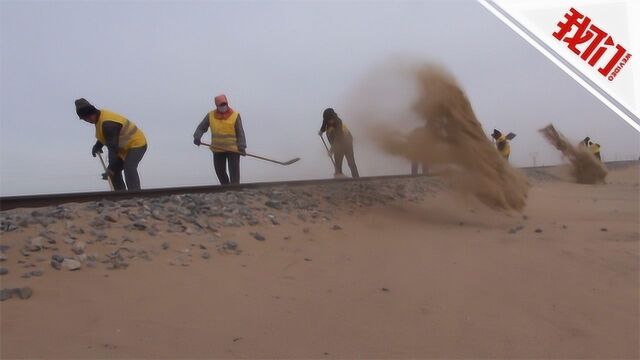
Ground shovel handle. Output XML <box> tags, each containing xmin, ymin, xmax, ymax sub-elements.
<box><xmin>97</xmin><ymin>153</ymin><xmax>115</xmax><ymax>191</ymax></box>
<box><xmin>319</xmin><ymin>134</ymin><xmax>336</xmax><ymax>166</ymax></box>
<box><xmin>199</xmin><ymin>142</ymin><xmax>299</xmax><ymax>166</ymax></box>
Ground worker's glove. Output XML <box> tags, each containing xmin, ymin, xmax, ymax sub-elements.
<box><xmin>239</xmin><ymin>149</ymin><xmax>247</xmax><ymax>156</ymax></box>
<box><xmin>105</xmin><ymin>166</ymin><xmax>116</xmax><ymax>177</ymax></box>
<box><xmin>193</xmin><ymin>138</ymin><xmax>201</xmax><ymax>146</ymax></box>
<box><xmin>101</xmin><ymin>168</ymin><xmax>114</xmax><ymax>180</ymax></box>
<box><xmin>92</xmin><ymin>143</ymin><xmax>103</xmax><ymax>157</ymax></box>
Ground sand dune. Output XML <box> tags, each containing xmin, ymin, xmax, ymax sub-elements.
<box><xmin>1</xmin><ymin>164</ymin><xmax>638</xmax><ymax>358</ymax></box>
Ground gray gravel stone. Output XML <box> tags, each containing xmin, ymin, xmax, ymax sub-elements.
<box><xmin>265</xmin><ymin>200</ymin><xmax>282</xmax><ymax>210</ymax></box>
<box><xmin>251</xmin><ymin>232</ymin><xmax>266</xmax><ymax>241</ymax></box>
<box><xmin>267</xmin><ymin>214</ymin><xmax>279</xmax><ymax>225</ymax></box>
<box><xmin>51</xmin><ymin>260</ymin><xmax>62</xmax><ymax>270</ymax></box>
<box><xmin>30</xmin><ymin>269</ymin><xmax>44</xmax><ymax>277</ymax></box>
<box><xmin>62</xmin><ymin>258</ymin><xmax>81</xmax><ymax>271</ymax></box>
<box><xmin>224</xmin><ymin>240</ymin><xmax>238</xmax><ymax>251</ymax></box>
<box><xmin>25</xmin><ymin>237</ymin><xmax>44</xmax><ymax>251</ymax></box>
<box><xmin>132</xmin><ymin>221</ymin><xmax>147</xmax><ymax>230</ymax></box>
<box><xmin>72</xmin><ymin>241</ymin><xmax>86</xmax><ymax>255</ymax></box>
<box><xmin>17</xmin><ymin>287</ymin><xmax>33</xmax><ymax>299</ymax></box>
<box><xmin>508</xmin><ymin>225</ymin><xmax>525</xmax><ymax>234</ymax></box>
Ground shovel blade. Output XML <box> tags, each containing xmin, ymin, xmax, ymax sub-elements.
<box><xmin>282</xmin><ymin>157</ymin><xmax>301</xmax><ymax>165</ymax></box>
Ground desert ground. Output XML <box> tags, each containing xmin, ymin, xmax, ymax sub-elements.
<box><xmin>1</xmin><ymin>163</ymin><xmax>638</xmax><ymax>359</ymax></box>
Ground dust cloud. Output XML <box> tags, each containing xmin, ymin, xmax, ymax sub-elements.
<box><xmin>539</xmin><ymin>124</ymin><xmax>608</xmax><ymax>184</ymax></box>
<box><xmin>348</xmin><ymin>62</ymin><xmax>529</xmax><ymax>212</ymax></box>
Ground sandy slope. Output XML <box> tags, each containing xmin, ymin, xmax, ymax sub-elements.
<box><xmin>1</xmin><ymin>165</ymin><xmax>638</xmax><ymax>359</ymax></box>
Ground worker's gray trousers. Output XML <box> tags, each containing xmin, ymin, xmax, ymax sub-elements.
<box><xmin>334</xmin><ymin>142</ymin><xmax>359</xmax><ymax>178</ymax></box>
<box><xmin>110</xmin><ymin>145</ymin><xmax>147</xmax><ymax>191</ymax></box>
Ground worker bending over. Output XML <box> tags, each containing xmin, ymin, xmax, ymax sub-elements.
<box><xmin>319</xmin><ymin>108</ymin><xmax>359</xmax><ymax>178</ymax></box>
<box><xmin>75</xmin><ymin>98</ymin><xmax>147</xmax><ymax>191</ymax></box>
<box><xmin>491</xmin><ymin>129</ymin><xmax>515</xmax><ymax>161</ymax></box>
<box><xmin>193</xmin><ymin>94</ymin><xmax>247</xmax><ymax>185</ymax></box>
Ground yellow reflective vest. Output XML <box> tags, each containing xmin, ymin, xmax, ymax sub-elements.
<box><xmin>496</xmin><ymin>135</ymin><xmax>511</xmax><ymax>159</ymax></box>
<box><xmin>209</xmin><ymin>111</ymin><xmax>239</xmax><ymax>152</ymax></box>
<box><xmin>326</xmin><ymin>123</ymin><xmax>351</xmax><ymax>140</ymax></box>
<box><xmin>589</xmin><ymin>143</ymin><xmax>601</xmax><ymax>160</ymax></box>
<box><xmin>95</xmin><ymin>109</ymin><xmax>147</xmax><ymax>160</ymax></box>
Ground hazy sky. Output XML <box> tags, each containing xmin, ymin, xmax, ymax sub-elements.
<box><xmin>1</xmin><ymin>0</ymin><xmax>638</xmax><ymax>196</ymax></box>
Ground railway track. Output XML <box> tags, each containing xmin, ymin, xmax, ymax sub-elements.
<box><xmin>0</xmin><ymin>174</ymin><xmax>419</xmax><ymax>211</ymax></box>
<box><xmin>1</xmin><ymin>160</ymin><xmax>636</xmax><ymax>211</ymax></box>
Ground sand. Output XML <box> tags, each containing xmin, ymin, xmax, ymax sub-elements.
<box><xmin>539</xmin><ymin>124</ymin><xmax>608</xmax><ymax>184</ymax></box>
<box><xmin>359</xmin><ymin>63</ymin><xmax>529</xmax><ymax>211</ymax></box>
<box><xmin>1</xmin><ymin>164</ymin><xmax>638</xmax><ymax>358</ymax></box>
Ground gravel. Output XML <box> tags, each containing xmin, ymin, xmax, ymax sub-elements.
<box><xmin>0</xmin><ymin>287</ymin><xmax>33</xmax><ymax>301</ymax></box>
<box><xmin>0</xmin><ymin>177</ymin><xmax>437</xmax><ymax>272</ymax></box>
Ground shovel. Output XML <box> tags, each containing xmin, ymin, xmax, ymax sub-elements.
<box><xmin>319</xmin><ymin>134</ymin><xmax>336</xmax><ymax>167</ymax></box>
<box><xmin>199</xmin><ymin>142</ymin><xmax>300</xmax><ymax>166</ymax></box>
<box><xmin>97</xmin><ymin>153</ymin><xmax>115</xmax><ymax>191</ymax></box>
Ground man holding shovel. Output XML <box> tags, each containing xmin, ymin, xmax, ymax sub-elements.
<box><xmin>75</xmin><ymin>98</ymin><xmax>147</xmax><ymax>191</ymax></box>
<box><xmin>193</xmin><ymin>94</ymin><xmax>247</xmax><ymax>185</ymax></box>
<box><xmin>318</xmin><ymin>108</ymin><xmax>359</xmax><ymax>178</ymax></box>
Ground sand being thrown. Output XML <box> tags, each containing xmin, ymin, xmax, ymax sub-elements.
<box><xmin>539</xmin><ymin>124</ymin><xmax>607</xmax><ymax>184</ymax></box>
<box><xmin>352</xmin><ymin>63</ymin><xmax>529</xmax><ymax>211</ymax></box>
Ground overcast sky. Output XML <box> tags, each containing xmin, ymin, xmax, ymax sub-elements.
<box><xmin>1</xmin><ymin>0</ymin><xmax>638</xmax><ymax>196</ymax></box>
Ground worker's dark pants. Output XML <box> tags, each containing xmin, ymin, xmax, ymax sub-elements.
<box><xmin>334</xmin><ymin>142</ymin><xmax>359</xmax><ymax>178</ymax></box>
<box><xmin>110</xmin><ymin>145</ymin><xmax>147</xmax><ymax>191</ymax></box>
<box><xmin>411</xmin><ymin>162</ymin><xmax>428</xmax><ymax>175</ymax></box>
<box><xmin>213</xmin><ymin>152</ymin><xmax>240</xmax><ymax>185</ymax></box>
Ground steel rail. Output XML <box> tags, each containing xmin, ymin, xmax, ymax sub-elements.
<box><xmin>0</xmin><ymin>174</ymin><xmax>420</xmax><ymax>211</ymax></box>
<box><xmin>1</xmin><ymin>160</ymin><xmax>636</xmax><ymax>211</ymax></box>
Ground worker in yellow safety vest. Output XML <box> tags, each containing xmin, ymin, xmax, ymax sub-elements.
<box><xmin>581</xmin><ymin>137</ymin><xmax>602</xmax><ymax>161</ymax></box>
<box><xmin>319</xmin><ymin>108</ymin><xmax>359</xmax><ymax>178</ymax></box>
<box><xmin>193</xmin><ymin>94</ymin><xmax>247</xmax><ymax>185</ymax></box>
<box><xmin>590</xmin><ymin>142</ymin><xmax>601</xmax><ymax>160</ymax></box>
<box><xmin>75</xmin><ymin>98</ymin><xmax>147</xmax><ymax>191</ymax></box>
<box><xmin>491</xmin><ymin>129</ymin><xmax>515</xmax><ymax>160</ymax></box>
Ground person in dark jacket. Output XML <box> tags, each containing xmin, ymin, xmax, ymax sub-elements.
<box><xmin>318</xmin><ymin>108</ymin><xmax>359</xmax><ymax>178</ymax></box>
<box><xmin>75</xmin><ymin>98</ymin><xmax>147</xmax><ymax>191</ymax></box>
<box><xmin>193</xmin><ymin>94</ymin><xmax>247</xmax><ymax>185</ymax></box>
